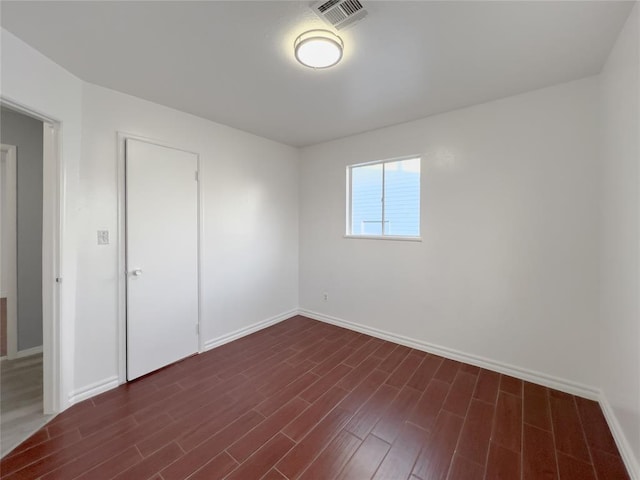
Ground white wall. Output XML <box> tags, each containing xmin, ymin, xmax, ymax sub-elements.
<box><xmin>600</xmin><ymin>3</ymin><xmax>640</xmax><ymax>475</ymax></box>
<box><xmin>3</xmin><ymin>24</ymin><xmax>638</xmax><ymax>479</ymax></box>
<box><xmin>300</xmin><ymin>77</ymin><xmax>601</xmax><ymax>390</ymax></box>
<box><xmin>1</xmin><ymin>28</ymin><xmax>83</xmax><ymax>410</ymax></box>
<box><xmin>1</xmin><ymin>28</ymin><xmax>298</xmax><ymax>407</ymax></box>
<box><xmin>77</xmin><ymin>83</ymin><xmax>299</xmax><ymax>390</ymax></box>
<box><xmin>1</xmin><ymin>108</ymin><xmax>44</xmax><ymax>351</ymax></box>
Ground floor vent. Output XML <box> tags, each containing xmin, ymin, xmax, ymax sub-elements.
<box><xmin>311</xmin><ymin>0</ymin><xmax>367</xmax><ymax>30</ymax></box>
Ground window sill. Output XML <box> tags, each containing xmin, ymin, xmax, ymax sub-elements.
<box><xmin>343</xmin><ymin>235</ymin><xmax>422</xmax><ymax>242</ymax></box>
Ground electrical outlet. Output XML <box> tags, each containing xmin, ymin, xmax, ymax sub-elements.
<box><xmin>323</xmin><ymin>292</ymin><xmax>329</xmax><ymax>301</ymax></box>
<box><xmin>97</xmin><ymin>230</ymin><xmax>109</xmax><ymax>245</ymax></box>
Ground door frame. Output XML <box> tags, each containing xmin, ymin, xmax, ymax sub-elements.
<box><xmin>0</xmin><ymin>99</ymin><xmax>63</xmax><ymax>414</ymax></box>
<box><xmin>1</xmin><ymin>144</ymin><xmax>18</xmax><ymax>359</ymax></box>
<box><xmin>116</xmin><ymin>132</ymin><xmax>203</xmax><ymax>383</ymax></box>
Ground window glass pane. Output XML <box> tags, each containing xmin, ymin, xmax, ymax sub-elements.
<box><xmin>383</xmin><ymin>158</ymin><xmax>420</xmax><ymax>236</ymax></box>
<box><xmin>351</xmin><ymin>163</ymin><xmax>383</xmax><ymax>235</ymax></box>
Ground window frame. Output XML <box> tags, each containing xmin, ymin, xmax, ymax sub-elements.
<box><xmin>345</xmin><ymin>155</ymin><xmax>422</xmax><ymax>241</ymax></box>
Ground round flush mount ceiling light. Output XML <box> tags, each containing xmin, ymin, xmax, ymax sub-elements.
<box><xmin>294</xmin><ymin>29</ymin><xmax>344</xmax><ymax>69</ymax></box>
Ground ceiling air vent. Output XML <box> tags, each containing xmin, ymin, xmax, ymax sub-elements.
<box><xmin>311</xmin><ymin>0</ymin><xmax>367</xmax><ymax>30</ymax></box>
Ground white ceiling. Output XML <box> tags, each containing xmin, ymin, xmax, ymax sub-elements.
<box><xmin>1</xmin><ymin>1</ymin><xmax>634</xmax><ymax>147</ymax></box>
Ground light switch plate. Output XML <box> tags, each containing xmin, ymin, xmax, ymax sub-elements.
<box><xmin>97</xmin><ymin>230</ymin><xmax>109</xmax><ymax>245</ymax></box>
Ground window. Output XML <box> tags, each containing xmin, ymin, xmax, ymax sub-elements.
<box><xmin>347</xmin><ymin>156</ymin><xmax>421</xmax><ymax>238</ymax></box>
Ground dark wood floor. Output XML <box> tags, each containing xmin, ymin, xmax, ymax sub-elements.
<box><xmin>0</xmin><ymin>316</ymin><xmax>629</xmax><ymax>480</ymax></box>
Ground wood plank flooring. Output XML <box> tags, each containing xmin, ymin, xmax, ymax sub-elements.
<box><xmin>0</xmin><ymin>316</ymin><xmax>629</xmax><ymax>479</ymax></box>
<box><xmin>1</xmin><ymin>353</ymin><xmax>54</xmax><ymax>458</ymax></box>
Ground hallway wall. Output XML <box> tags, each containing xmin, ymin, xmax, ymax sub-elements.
<box><xmin>1</xmin><ymin>107</ymin><xmax>43</xmax><ymax>351</ymax></box>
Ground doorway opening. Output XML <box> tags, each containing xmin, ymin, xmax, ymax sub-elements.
<box><xmin>0</xmin><ymin>103</ymin><xmax>61</xmax><ymax>457</ymax></box>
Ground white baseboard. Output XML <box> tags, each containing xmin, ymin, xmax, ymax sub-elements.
<box><xmin>300</xmin><ymin>309</ymin><xmax>640</xmax><ymax>476</ymax></box>
<box><xmin>299</xmin><ymin>309</ymin><xmax>599</xmax><ymax>400</ymax></box>
<box><xmin>55</xmin><ymin>307</ymin><xmax>639</xmax><ymax>479</ymax></box>
<box><xmin>69</xmin><ymin>375</ymin><xmax>119</xmax><ymax>405</ymax></box>
<box><xmin>65</xmin><ymin>310</ymin><xmax>297</xmax><ymax>406</ymax></box>
<box><xmin>203</xmin><ymin>309</ymin><xmax>298</xmax><ymax>352</ymax></box>
<box><xmin>598</xmin><ymin>392</ymin><xmax>640</xmax><ymax>480</ymax></box>
<box><xmin>14</xmin><ymin>345</ymin><xmax>43</xmax><ymax>359</ymax></box>
<box><xmin>0</xmin><ymin>348</ymin><xmax>40</xmax><ymax>362</ymax></box>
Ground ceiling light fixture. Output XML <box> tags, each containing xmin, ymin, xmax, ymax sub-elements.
<box><xmin>294</xmin><ymin>29</ymin><xmax>344</xmax><ymax>69</ymax></box>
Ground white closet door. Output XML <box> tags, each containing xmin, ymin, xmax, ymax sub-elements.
<box><xmin>126</xmin><ymin>138</ymin><xmax>199</xmax><ymax>380</ymax></box>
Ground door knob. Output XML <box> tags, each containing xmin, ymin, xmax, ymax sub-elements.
<box><xmin>131</xmin><ymin>269</ymin><xmax>143</xmax><ymax>276</ymax></box>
